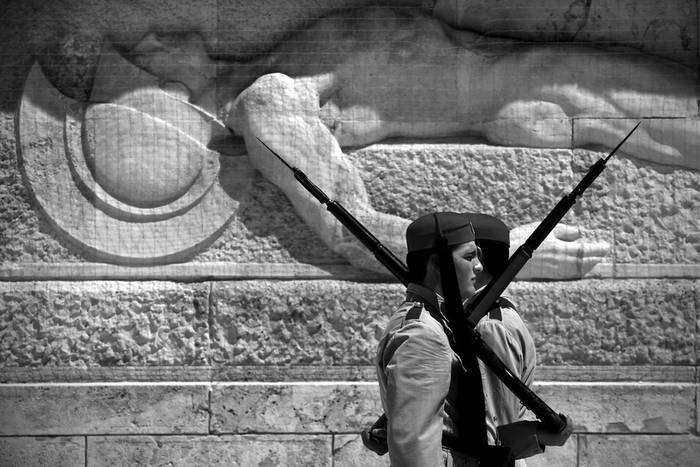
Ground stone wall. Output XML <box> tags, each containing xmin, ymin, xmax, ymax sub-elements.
<box><xmin>1</xmin><ymin>1</ymin><xmax>698</xmax><ymax>466</ymax></box>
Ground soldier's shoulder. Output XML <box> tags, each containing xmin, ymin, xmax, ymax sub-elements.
<box><xmin>388</xmin><ymin>301</ymin><xmax>446</xmax><ymax>337</ymax></box>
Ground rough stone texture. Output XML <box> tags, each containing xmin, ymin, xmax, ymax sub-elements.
<box><xmin>209</xmin><ymin>279</ymin><xmax>696</xmax><ymax>367</ymax></box>
<box><xmin>578</xmin><ymin>434</ymin><xmax>700</xmax><ymax>467</ymax></box>
<box><xmin>0</xmin><ymin>384</ymin><xmax>209</xmax><ymax>435</ymax></box>
<box><xmin>347</xmin><ymin>143</ymin><xmax>578</xmax><ymax>228</ymax></box>
<box><xmin>2</xmin><ymin>279</ymin><xmax>692</xmax><ymax>372</ymax></box>
<box><xmin>0</xmin><ymin>436</ymin><xmax>85</xmax><ymax>467</ymax></box>
<box><xmin>87</xmin><ymin>434</ymin><xmax>331</xmax><ymax>467</ymax></box>
<box><xmin>333</xmin><ymin>434</ymin><xmax>390</xmax><ymax>467</ymax></box>
<box><xmin>209</xmin><ymin>281</ymin><xmax>401</xmax><ymax>366</ymax></box>
<box><xmin>211</xmin><ymin>382</ymin><xmax>382</xmax><ymax>434</ymax></box>
<box><xmin>534</xmin><ymin>382</ymin><xmax>695</xmax><ymax>434</ymax></box>
<box><xmin>572</xmin><ymin>148</ymin><xmax>700</xmax><ymax>265</ymax></box>
<box><xmin>348</xmin><ymin>143</ymin><xmax>700</xmax><ymax>266</ymax></box>
<box><xmin>0</xmin><ymin>281</ymin><xmax>210</xmax><ymax>368</ymax></box>
<box><xmin>508</xmin><ymin>280</ymin><xmax>698</xmax><ymax>366</ymax></box>
<box><xmin>0</xmin><ymin>111</ymin><xmax>81</xmax><ymax>264</ymax></box>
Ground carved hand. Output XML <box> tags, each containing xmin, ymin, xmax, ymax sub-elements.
<box><xmin>511</xmin><ymin>222</ymin><xmax>610</xmax><ymax>280</ymax></box>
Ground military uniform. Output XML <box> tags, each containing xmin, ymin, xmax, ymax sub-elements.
<box><xmin>376</xmin><ymin>283</ymin><xmax>543</xmax><ymax>466</ymax></box>
<box><xmin>474</xmin><ymin>294</ymin><xmax>544</xmax><ymax>466</ymax></box>
<box><xmin>373</xmin><ymin>212</ymin><xmax>546</xmax><ymax>466</ymax></box>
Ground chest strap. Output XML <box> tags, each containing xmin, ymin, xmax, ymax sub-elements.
<box><xmin>405</xmin><ymin>304</ymin><xmax>423</xmax><ymax>321</ymax></box>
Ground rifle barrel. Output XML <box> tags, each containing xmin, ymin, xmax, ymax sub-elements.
<box><xmin>256</xmin><ymin>137</ymin><xmax>410</xmax><ymax>285</ymax></box>
<box><xmin>466</xmin><ymin>122</ymin><xmax>641</xmax><ymax>326</ymax></box>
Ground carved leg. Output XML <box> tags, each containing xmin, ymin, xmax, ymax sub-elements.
<box><xmin>575</xmin><ymin>117</ymin><xmax>700</xmax><ymax>170</ymax></box>
<box><xmin>475</xmin><ymin>41</ymin><xmax>700</xmax><ymax>170</ymax></box>
<box><xmin>504</xmin><ymin>46</ymin><xmax>700</xmax><ymax>170</ymax></box>
<box><xmin>226</xmin><ymin>73</ymin><xmax>409</xmax><ymax>273</ymax></box>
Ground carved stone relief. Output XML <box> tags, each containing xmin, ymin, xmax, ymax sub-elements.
<box><xmin>8</xmin><ymin>1</ymin><xmax>700</xmax><ymax>280</ymax></box>
<box><xmin>18</xmin><ymin>50</ymin><xmax>252</xmax><ymax>264</ymax></box>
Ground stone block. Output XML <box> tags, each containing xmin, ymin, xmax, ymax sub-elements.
<box><xmin>209</xmin><ymin>279</ymin><xmax>695</xmax><ymax>367</ymax></box>
<box><xmin>571</xmin><ymin>142</ymin><xmax>699</xmax><ymax>265</ymax></box>
<box><xmin>534</xmin><ymin>382</ymin><xmax>695</xmax><ymax>434</ymax></box>
<box><xmin>510</xmin><ymin>279</ymin><xmax>697</xmax><ymax>365</ymax></box>
<box><xmin>525</xmin><ymin>434</ymin><xmax>577</xmax><ymax>467</ymax></box>
<box><xmin>87</xmin><ymin>434</ymin><xmax>331</xmax><ymax>466</ymax></box>
<box><xmin>347</xmin><ymin>144</ymin><xmax>577</xmax><ymax>239</ymax></box>
<box><xmin>578</xmin><ymin>434</ymin><xmax>700</xmax><ymax>467</ymax></box>
<box><xmin>333</xmin><ymin>433</ymin><xmax>577</xmax><ymax>467</ymax></box>
<box><xmin>209</xmin><ymin>280</ymin><xmax>403</xmax><ymax>366</ymax></box>
<box><xmin>348</xmin><ymin>142</ymin><xmax>700</xmax><ymax>266</ymax></box>
<box><xmin>211</xmin><ymin>380</ymin><xmax>695</xmax><ymax>436</ymax></box>
<box><xmin>0</xmin><ymin>437</ymin><xmax>84</xmax><ymax>467</ymax></box>
<box><xmin>0</xmin><ymin>383</ymin><xmax>209</xmax><ymax>435</ymax></box>
<box><xmin>334</xmin><ymin>434</ymin><xmax>390</xmax><ymax>467</ymax></box>
<box><xmin>0</xmin><ymin>281</ymin><xmax>210</xmax><ymax>368</ymax></box>
<box><xmin>0</xmin><ymin>278</ymin><xmax>694</xmax><ymax>374</ymax></box>
<box><xmin>211</xmin><ymin>382</ymin><xmax>381</xmax><ymax>433</ymax></box>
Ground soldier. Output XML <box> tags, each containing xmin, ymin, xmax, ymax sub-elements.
<box><xmin>375</xmin><ymin>212</ymin><xmax>572</xmax><ymax>466</ymax></box>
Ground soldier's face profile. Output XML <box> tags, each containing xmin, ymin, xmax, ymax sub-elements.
<box><xmin>449</xmin><ymin>241</ymin><xmax>483</xmax><ymax>299</ymax></box>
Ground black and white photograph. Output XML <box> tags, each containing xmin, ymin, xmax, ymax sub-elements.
<box><xmin>0</xmin><ymin>0</ymin><xmax>698</xmax><ymax>465</ymax></box>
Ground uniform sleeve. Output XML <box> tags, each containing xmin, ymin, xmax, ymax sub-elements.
<box><xmin>382</xmin><ymin>320</ymin><xmax>452</xmax><ymax>467</ymax></box>
<box><xmin>476</xmin><ymin>317</ymin><xmax>544</xmax><ymax>459</ymax></box>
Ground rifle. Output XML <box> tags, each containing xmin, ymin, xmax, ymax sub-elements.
<box><xmin>256</xmin><ymin>123</ymin><xmax>639</xmax><ymax>433</ymax></box>
<box><xmin>465</xmin><ymin>121</ymin><xmax>641</xmax><ymax>327</ymax></box>
<box><xmin>256</xmin><ymin>138</ymin><xmax>410</xmax><ymax>286</ymax></box>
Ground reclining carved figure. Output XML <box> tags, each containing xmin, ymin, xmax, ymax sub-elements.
<box><xmin>130</xmin><ymin>6</ymin><xmax>699</xmax><ymax>279</ymax></box>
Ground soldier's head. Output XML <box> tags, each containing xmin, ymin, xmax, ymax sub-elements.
<box><xmin>462</xmin><ymin>212</ymin><xmax>510</xmax><ymax>288</ymax></box>
<box><xmin>405</xmin><ymin>212</ymin><xmax>482</xmax><ymax>299</ymax></box>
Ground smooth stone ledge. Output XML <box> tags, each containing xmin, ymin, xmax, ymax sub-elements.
<box><xmin>86</xmin><ymin>434</ymin><xmax>331</xmax><ymax>466</ymax></box>
<box><xmin>1</xmin><ymin>381</ymin><xmax>696</xmax><ymax>436</ymax></box>
<box><xmin>335</xmin><ymin>432</ymin><xmax>579</xmax><ymax>467</ymax></box>
<box><xmin>0</xmin><ymin>365</ymin><xmax>695</xmax><ymax>383</ymax></box>
<box><xmin>1</xmin><ymin>262</ymin><xmax>698</xmax><ymax>281</ymax></box>
<box><xmin>2</xmin><ymin>433</ymin><xmax>697</xmax><ymax>467</ymax></box>
<box><xmin>0</xmin><ymin>383</ymin><xmax>210</xmax><ymax>436</ymax></box>
<box><xmin>578</xmin><ymin>434</ymin><xmax>700</xmax><ymax>467</ymax></box>
<box><xmin>0</xmin><ymin>436</ymin><xmax>85</xmax><ymax>467</ymax></box>
<box><xmin>208</xmin><ymin>381</ymin><xmax>696</xmax><ymax>434</ymax></box>
<box><xmin>0</xmin><ymin>262</ymin><xmax>375</xmax><ymax>282</ymax></box>
<box><xmin>333</xmin><ymin>434</ymin><xmax>700</xmax><ymax>467</ymax></box>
